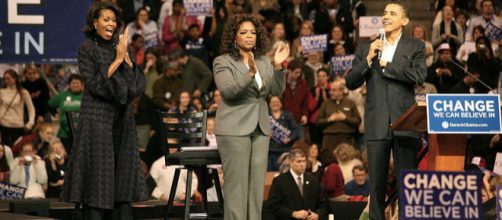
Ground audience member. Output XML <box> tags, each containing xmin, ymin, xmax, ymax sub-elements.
<box><xmin>465</xmin><ymin>0</ymin><xmax>502</xmax><ymax>42</ymax></box>
<box><xmin>307</xmin><ymin>68</ymin><xmax>331</xmax><ymax>147</ymax></box>
<box><xmin>152</xmin><ymin>61</ymin><xmax>184</xmax><ymax>110</ymax></box>
<box><xmin>13</xmin><ymin>123</ymin><xmax>55</xmax><ymax>159</ymax></box>
<box><xmin>181</xmin><ymin>24</ymin><xmax>211</xmax><ymax>67</ymax></box>
<box><xmin>149</xmin><ymin>152</ymin><xmax>199</xmax><ymax>202</ymax></box>
<box><xmin>48</xmin><ymin>74</ymin><xmax>83</xmax><ymax>153</ymax></box>
<box><xmin>0</xmin><ymin>70</ymin><xmax>35</xmax><ymax>148</ymax></box>
<box><xmin>10</xmin><ymin>142</ymin><xmax>47</xmax><ymax>198</ymax></box>
<box><xmin>344</xmin><ymin>165</ymin><xmax>369</xmax><ymax>197</ymax></box>
<box><xmin>142</xmin><ymin>48</ymin><xmax>162</xmax><ymax>99</ymax></box>
<box><xmin>45</xmin><ymin>140</ymin><xmax>67</xmax><ymax>198</ymax></box>
<box><xmin>268</xmin><ymin>148</ymin><xmax>329</xmax><ymax>220</ymax></box>
<box><xmin>126</xmin><ymin>7</ymin><xmax>159</xmax><ymax>49</ymax></box>
<box><xmin>426</xmin><ymin>43</ymin><xmax>463</xmax><ymax>93</ymax></box>
<box><xmin>22</xmin><ymin>66</ymin><xmax>50</xmax><ymax>122</ymax></box>
<box><xmin>316</xmin><ymin>80</ymin><xmax>361</xmax><ymax>164</ymax></box>
<box><xmin>410</xmin><ymin>25</ymin><xmax>434</xmax><ymax>67</ymax></box>
<box><xmin>306</xmin><ymin>143</ymin><xmax>323</xmax><ymax>181</ymax></box>
<box><xmin>268</xmin><ymin>96</ymin><xmax>299</xmax><ymax>171</ymax></box>
<box><xmin>334</xmin><ymin>143</ymin><xmax>363</xmax><ymax>184</ymax></box>
<box><xmin>162</xmin><ymin>0</ymin><xmax>199</xmax><ymax>53</ymax></box>
<box><xmin>282</xmin><ymin>59</ymin><xmax>310</xmax><ymax>139</ymax></box>
<box><xmin>170</xmin><ymin>49</ymin><xmax>213</xmax><ymax>98</ymax></box>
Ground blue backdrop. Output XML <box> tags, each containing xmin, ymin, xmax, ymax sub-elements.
<box><xmin>0</xmin><ymin>0</ymin><xmax>91</xmax><ymax>63</ymax></box>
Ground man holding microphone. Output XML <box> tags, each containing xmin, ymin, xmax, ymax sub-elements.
<box><xmin>345</xmin><ymin>2</ymin><xmax>427</xmax><ymax>219</ymax></box>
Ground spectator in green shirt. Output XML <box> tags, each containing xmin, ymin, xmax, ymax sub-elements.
<box><xmin>48</xmin><ymin>74</ymin><xmax>83</xmax><ymax>153</ymax></box>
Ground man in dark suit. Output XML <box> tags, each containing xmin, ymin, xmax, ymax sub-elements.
<box><xmin>267</xmin><ymin>148</ymin><xmax>329</xmax><ymax>220</ymax></box>
<box><xmin>345</xmin><ymin>2</ymin><xmax>427</xmax><ymax>220</ymax></box>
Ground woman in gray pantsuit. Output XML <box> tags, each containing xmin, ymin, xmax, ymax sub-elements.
<box><xmin>213</xmin><ymin>14</ymin><xmax>290</xmax><ymax>220</ymax></box>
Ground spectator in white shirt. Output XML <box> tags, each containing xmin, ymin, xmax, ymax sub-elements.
<box><xmin>149</xmin><ymin>153</ymin><xmax>198</xmax><ymax>202</ymax></box>
<box><xmin>465</xmin><ymin>0</ymin><xmax>502</xmax><ymax>42</ymax></box>
<box><xmin>206</xmin><ymin>117</ymin><xmax>217</xmax><ymax>147</ymax></box>
<box><xmin>10</xmin><ymin>142</ymin><xmax>47</xmax><ymax>198</ymax></box>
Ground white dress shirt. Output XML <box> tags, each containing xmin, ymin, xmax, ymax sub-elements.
<box><xmin>380</xmin><ymin>33</ymin><xmax>402</xmax><ymax>64</ymax></box>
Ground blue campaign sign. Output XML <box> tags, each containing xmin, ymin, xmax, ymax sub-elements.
<box><xmin>426</xmin><ymin>94</ymin><xmax>502</xmax><ymax>134</ymax></box>
<box><xmin>400</xmin><ymin>170</ymin><xmax>482</xmax><ymax>220</ymax></box>
<box><xmin>0</xmin><ymin>0</ymin><xmax>91</xmax><ymax>63</ymax></box>
<box><xmin>330</xmin><ymin>54</ymin><xmax>355</xmax><ymax>76</ymax></box>
<box><xmin>0</xmin><ymin>181</ymin><xmax>26</xmax><ymax>200</ymax></box>
<box><xmin>300</xmin><ymin>34</ymin><xmax>328</xmax><ymax>53</ymax></box>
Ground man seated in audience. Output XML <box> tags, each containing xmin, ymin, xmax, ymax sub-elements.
<box><xmin>10</xmin><ymin>142</ymin><xmax>47</xmax><ymax>198</ymax></box>
<box><xmin>149</xmin><ymin>150</ymin><xmax>199</xmax><ymax>202</ymax></box>
<box><xmin>344</xmin><ymin>165</ymin><xmax>369</xmax><ymax>198</ymax></box>
<box><xmin>268</xmin><ymin>148</ymin><xmax>329</xmax><ymax>220</ymax></box>
<box><xmin>426</xmin><ymin>43</ymin><xmax>463</xmax><ymax>93</ymax></box>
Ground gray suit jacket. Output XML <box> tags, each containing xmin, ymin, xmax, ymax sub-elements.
<box><xmin>213</xmin><ymin>54</ymin><xmax>286</xmax><ymax>136</ymax></box>
<box><xmin>346</xmin><ymin>36</ymin><xmax>427</xmax><ymax>140</ymax></box>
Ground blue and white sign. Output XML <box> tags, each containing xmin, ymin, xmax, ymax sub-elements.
<box><xmin>0</xmin><ymin>181</ymin><xmax>26</xmax><ymax>200</ymax></box>
<box><xmin>0</xmin><ymin>0</ymin><xmax>90</xmax><ymax>63</ymax></box>
<box><xmin>330</xmin><ymin>54</ymin><xmax>355</xmax><ymax>76</ymax></box>
<box><xmin>300</xmin><ymin>34</ymin><xmax>328</xmax><ymax>53</ymax></box>
<box><xmin>400</xmin><ymin>170</ymin><xmax>482</xmax><ymax>220</ymax></box>
<box><xmin>184</xmin><ymin>0</ymin><xmax>212</xmax><ymax>16</ymax></box>
<box><xmin>426</xmin><ymin>94</ymin><xmax>502</xmax><ymax>134</ymax></box>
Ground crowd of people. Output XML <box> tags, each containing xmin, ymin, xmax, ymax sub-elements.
<box><xmin>1</xmin><ymin>0</ymin><xmax>502</xmax><ymax>219</ymax></box>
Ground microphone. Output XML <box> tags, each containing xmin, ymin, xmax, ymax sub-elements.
<box><xmin>402</xmin><ymin>55</ymin><xmax>420</xmax><ymax>93</ymax></box>
<box><xmin>377</xmin><ymin>28</ymin><xmax>385</xmax><ymax>60</ymax></box>
<box><xmin>448</xmin><ymin>58</ymin><xmax>493</xmax><ymax>92</ymax></box>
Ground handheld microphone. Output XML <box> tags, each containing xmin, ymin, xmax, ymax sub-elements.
<box><xmin>377</xmin><ymin>28</ymin><xmax>385</xmax><ymax>60</ymax></box>
<box><xmin>448</xmin><ymin>58</ymin><xmax>493</xmax><ymax>92</ymax></box>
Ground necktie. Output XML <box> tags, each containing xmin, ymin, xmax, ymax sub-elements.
<box><xmin>24</xmin><ymin>166</ymin><xmax>30</xmax><ymax>187</ymax></box>
<box><xmin>297</xmin><ymin>176</ymin><xmax>303</xmax><ymax>196</ymax></box>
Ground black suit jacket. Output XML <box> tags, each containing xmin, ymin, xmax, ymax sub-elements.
<box><xmin>346</xmin><ymin>36</ymin><xmax>427</xmax><ymax>140</ymax></box>
<box><xmin>268</xmin><ymin>172</ymin><xmax>329</xmax><ymax>220</ymax></box>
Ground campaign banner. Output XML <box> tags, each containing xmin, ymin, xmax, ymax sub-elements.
<box><xmin>400</xmin><ymin>170</ymin><xmax>482</xmax><ymax>220</ymax></box>
<box><xmin>330</xmin><ymin>54</ymin><xmax>355</xmax><ymax>76</ymax></box>
<box><xmin>184</xmin><ymin>0</ymin><xmax>212</xmax><ymax>16</ymax></box>
<box><xmin>0</xmin><ymin>181</ymin><xmax>26</xmax><ymax>200</ymax></box>
<box><xmin>300</xmin><ymin>34</ymin><xmax>328</xmax><ymax>53</ymax></box>
<box><xmin>486</xmin><ymin>22</ymin><xmax>502</xmax><ymax>41</ymax></box>
<box><xmin>426</xmin><ymin>94</ymin><xmax>502</xmax><ymax>134</ymax></box>
<box><xmin>359</xmin><ymin>16</ymin><xmax>383</xmax><ymax>37</ymax></box>
<box><xmin>497</xmin><ymin>185</ymin><xmax>502</xmax><ymax>220</ymax></box>
<box><xmin>269</xmin><ymin>116</ymin><xmax>292</xmax><ymax>144</ymax></box>
<box><xmin>0</xmin><ymin>0</ymin><xmax>90</xmax><ymax>63</ymax></box>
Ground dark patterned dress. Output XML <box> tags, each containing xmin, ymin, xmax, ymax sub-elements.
<box><xmin>62</xmin><ymin>36</ymin><xmax>148</xmax><ymax>209</ymax></box>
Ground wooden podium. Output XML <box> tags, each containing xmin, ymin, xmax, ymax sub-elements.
<box><xmin>390</xmin><ymin>102</ymin><xmax>467</xmax><ymax>171</ymax></box>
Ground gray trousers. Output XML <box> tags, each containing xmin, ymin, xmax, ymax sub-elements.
<box><xmin>216</xmin><ymin>129</ymin><xmax>269</xmax><ymax>220</ymax></box>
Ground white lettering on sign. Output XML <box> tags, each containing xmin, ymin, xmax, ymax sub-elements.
<box><xmin>432</xmin><ymin>100</ymin><xmax>495</xmax><ymax>112</ymax></box>
<box><xmin>8</xmin><ymin>0</ymin><xmax>44</xmax><ymax>24</ymax></box>
<box><xmin>15</xmin><ymin>32</ymin><xmax>44</xmax><ymax>55</ymax></box>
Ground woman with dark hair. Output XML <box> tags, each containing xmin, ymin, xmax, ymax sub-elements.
<box><xmin>0</xmin><ymin>69</ymin><xmax>35</xmax><ymax>147</ymax></box>
<box><xmin>126</xmin><ymin>7</ymin><xmax>159</xmax><ymax>49</ymax></box>
<box><xmin>324</xmin><ymin>24</ymin><xmax>353</xmax><ymax>63</ymax></box>
<box><xmin>213</xmin><ymin>14</ymin><xmax>289</xmax><ymax>219</ymax></box>
<box><xmin>22</xmin><ymin>66</ymin><xmax>50</xmax><ymax>122</ymax></box>
<box><xmin>62</xmin><ymin>1</ymin><xmax>147</xmax><ymax>219</ymax></box>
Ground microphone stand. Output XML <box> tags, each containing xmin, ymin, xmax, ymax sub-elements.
<box><xmin>449</xmin><ymin>58</ymin><xmax>493</xmax><ymax>92</ymax></box>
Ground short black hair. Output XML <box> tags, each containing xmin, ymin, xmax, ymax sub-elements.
<box><xmin>132</xmin><ymin>33</ymin><xmax>144</xmax><ymax>42</ymax></box>
<box><xmin>352</xmin><ymin>165</ymin><xmax>368</xmax><ymax>173</ymax></box>
<box><xmin>385</xmin><ymin>1</ymin><xmax>409</xmax><ymax>18</ymax></box>
<box><xmin>170</xmin><ymin>49</ymin><xmax>187</xmax><ymax>59</ymax></box>
<box><xmin>68</xmin><ymin>74</ymin><xmax>83</xmax><ymax>84</ymax></box>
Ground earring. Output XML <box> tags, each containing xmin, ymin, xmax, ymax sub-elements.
<box><xmin>234</xmin><ymin>42</ymin><xmax>238</xmax><ymax>50</ymax></box>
